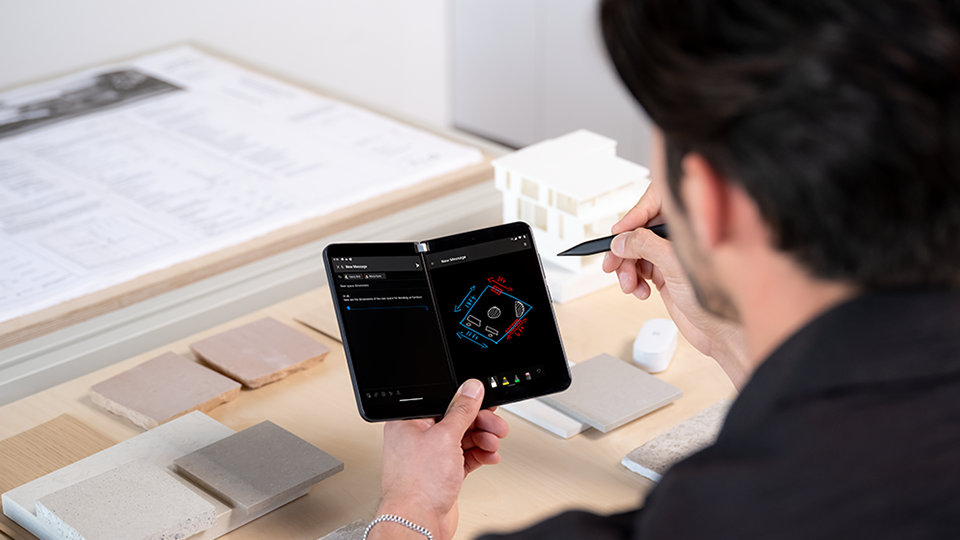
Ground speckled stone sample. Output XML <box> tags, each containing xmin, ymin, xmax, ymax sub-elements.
<box><xmin>540</xmin><ymin>354</ymin><xmax>682</xmax><ymax>433</ymax></box>
<box><xmin>90</xmin><ymin>352</ymin><xmax>241</xmax><ymax>429</ymax></box>
<box><xmin>35</xmin><ymin>460</ymin><xmax>216</xmax><ymax>540</ymax></box>
<box><xmin>622</xmin><ymin>401</ymin><xmax>731</xmax><ymax>482</ymax></box>
<box><xmin>2</xmin><ymin>412</ymin><xmax>234</xmax><ymax>540</ymax></box>
<box><xmin>174</xmin><ymin>421</ymin><xmax>343</xmax><ymax>516</ymax></box>
<box><xmin>190</xmin><ymin>318</ymin><xmax>329</xmax><ymax>388</ymax></box>
<box><xmin>317</xmin><ymin>519</ymin><xmax>367</xmax><ymax>540</ymax></box>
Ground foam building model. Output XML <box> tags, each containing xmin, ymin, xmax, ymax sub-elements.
<box><xmin>492</xmin><ymin>130</ymin><xmax>651</xmax><ymax>302</ymax></box>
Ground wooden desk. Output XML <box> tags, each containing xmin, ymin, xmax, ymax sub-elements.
<box><xmin>0</xmin><ymin>283</ymin><xmax>735</xmax><ymax>539</ymax></box>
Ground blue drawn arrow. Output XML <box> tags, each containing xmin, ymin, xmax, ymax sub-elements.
<box><xmin>456</xmin><ymin>331</ymin><xmax>488</xmax><ymax>348</ymax></box>
<box><xmin>454</xmin><ymin>286</ymin><xmax>475</xmax><ymax>312</ymax></box>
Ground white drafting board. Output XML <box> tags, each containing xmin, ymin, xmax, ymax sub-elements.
<box><xmin>0</xmin><ymin>46</ymin><xmax>484</xmax><ymax>323</ymax></box>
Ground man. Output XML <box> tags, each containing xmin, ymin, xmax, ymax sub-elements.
<box><xmin>366</xmin><ymin>0</ymin><xmax>960</xmax><ymax>538</ymax></box>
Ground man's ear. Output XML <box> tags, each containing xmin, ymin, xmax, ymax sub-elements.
<box><xmin>679</xmin><ymin>153</ymin><xmax>730</xmax><ymax>251</ymax></box>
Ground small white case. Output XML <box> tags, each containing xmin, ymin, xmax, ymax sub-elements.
<box><xmin>633</xmin><ymin>318</ymin><xmax>678</xmax><ymax>373</ymax></box>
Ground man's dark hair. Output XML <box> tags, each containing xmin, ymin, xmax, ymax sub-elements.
<box><xmin>600</xmin><ymin>0</ymin><xmax>960</xmax><ymax>288</ymax></box>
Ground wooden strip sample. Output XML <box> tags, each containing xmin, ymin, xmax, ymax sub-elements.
<box><xmin>0</xmin><ymin>414</ymin><xmax>115</xmax><ymax>495</ymax></box>
<box><xmin>174</xmin><ymin>421</ymin><xmax>343</xmax><ymax>516</ymax></box>
<box><xmin>0</xmin><ymin>517</ymin><xmax>31</xmax><ymax>540</ymax></box>
<box><xmin>90</xmin><ymin>352</ymin><xmax>241</xmax><ymax>429</ymax></box>
<box><xmin>0</xmin><ymin>414</ymin><xmax>116</xmax><ymax>539</ymax></box>
<box><xmin>191</xmin><ymin>318</ymin><xmax>329</xmax><ymax>388</ymax></box>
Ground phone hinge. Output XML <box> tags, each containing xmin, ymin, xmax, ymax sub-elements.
<box><xmin>416</xmin><ymin>242</ymin><xmax>429</xmax><ymax>253</ymax></box>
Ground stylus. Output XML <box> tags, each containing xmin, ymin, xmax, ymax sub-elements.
<box><xmin>556</xmin><ymin>224</ymin><xmax>669</xmax><ymax>257</ymax></box>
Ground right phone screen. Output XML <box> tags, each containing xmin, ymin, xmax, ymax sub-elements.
<box><xmin>425</xmin><ymin>232</ymin><xmax>567</xmax><ymax>406</ymax></box>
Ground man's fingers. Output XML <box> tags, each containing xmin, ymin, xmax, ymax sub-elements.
<box><xmin>638</xmin><ymin>259</ymin><xmax>655</xmax><ymax>281</ymax></box>
<box><xmin>471</xmin><ymin>430</ymin><xmax>501</xmax><ymax>453</ymax></box>
<box><xmin>464</xmin><ymin>449</ymin><xmax>501</xmax><ymax>475</ymax></box>
<box><xmin>616</xmin><ymin>260</ymin><xmax>639</xmax><ymax>293</ymax></box>
<box><xmin>602</xmin><ymin>252</ymin><xmax>623</xmax><ymax>273</ymax></box>
<box><xmin>611</xmin><ymin>228</ymin><xmax>674</xmax><ymax>270</ymax></box>
<box><xmin>475</xmin><ymin>409</ymin><xmax>510</xmax><ymax>439</ymax></box>
<box><xmin>439</xmin><ymin>379</ymin><xmax>484</xmax><ymax>440</ymax></box>
<box><xmin>633</xmin><ymin>277</ymin><xmax>651</xmax><ymax>300</ymax></box>
<box><xmin>611</xmin><ymin>189</ymin><xmax>662</xmax><ymax>234</ymax></box>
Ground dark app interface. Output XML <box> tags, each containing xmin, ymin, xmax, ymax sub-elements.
<box><xmin>425</xmin><ymin>233</ymin><xmax>562</xmax><ymax>395</ymax></box>
<box><xmin>330</xmin><ymin>253</ymin><xmax>454</xmax><ymax>407</ymax></box>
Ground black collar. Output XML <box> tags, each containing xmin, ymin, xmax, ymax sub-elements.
<box><xmin>720</xmin><ymin>289</ymin><xmax>960</xmax><ymax>439</ymax></box>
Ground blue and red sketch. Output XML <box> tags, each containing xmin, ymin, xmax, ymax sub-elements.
<box><xmin>454</xmin><ymin>276</ymin><xmax>532</xmax><ymax>349</ymax></box>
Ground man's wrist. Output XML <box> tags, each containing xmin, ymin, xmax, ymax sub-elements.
<box><xmin>369</xmin><ymin>495</ymin><xmax>443</xmax><ymax>540</ymax></box>
<box><xmin>710</xmin><ymin>324</ymin><xmax>749</xmax><ymax>389</ymax></box>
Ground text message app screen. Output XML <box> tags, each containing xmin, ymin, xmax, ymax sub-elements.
<box><xmin>425</xmin><ymin>235</ymin><xmax>563</xmax><ymax>395</ymax></box>
<box><xmin>330</xmin><ymin>253</ymin><xmax>454</xmax><ymax>409</ymax></box>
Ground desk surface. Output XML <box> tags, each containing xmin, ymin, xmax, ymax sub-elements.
<box><xmin>0</xmin><ymin>283</ymin><xmax>736</xmax><ymax>539</ymax></box>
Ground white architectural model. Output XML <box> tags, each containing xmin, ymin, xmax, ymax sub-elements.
<box><xmin>492</xmin><ymin>130</ymin><xmax>650</xmax><ymax>302</ymax></box>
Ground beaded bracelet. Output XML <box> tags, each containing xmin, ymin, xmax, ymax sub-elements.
<box><xmin>363</xmin><ymin>514</ymin><xmax>434</xmax><ymax>540</ymax></box>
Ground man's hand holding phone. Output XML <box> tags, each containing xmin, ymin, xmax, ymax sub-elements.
<box><xmin>372</xmin><ymin>380</ymin><xmax>509</xmax><ymax>540</ymax></box>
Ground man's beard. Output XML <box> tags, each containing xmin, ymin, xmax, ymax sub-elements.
<box><xmin>673</xmin><ymin>220</ymin><xmax>741</xmax><ymax>322</ymax></box>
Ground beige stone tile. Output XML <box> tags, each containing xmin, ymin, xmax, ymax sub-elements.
<box><xmin>90</xmin><ymin>352</ymin><xmax>240</xmax><ymax>429</ymax></box>
<box><xmin>190</xmin><ymin>318</ymin><xmax>329</xmax><ymax>388</ymax></box>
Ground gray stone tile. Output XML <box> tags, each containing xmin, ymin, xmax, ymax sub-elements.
<box><xmin>540</xmin><ymin>353</ymin><xmax>682</xmax><ymax>433</ymax></box>
<box><xmin>173</xmin><ymin>421</ymin><xmax>343</xmax><ymax>516</ymax></box>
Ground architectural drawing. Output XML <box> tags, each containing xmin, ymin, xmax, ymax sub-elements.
<box><xmin>455</xmin><ymin>277</ymin><xmax>531</xmax><ymax>348</ymax></box>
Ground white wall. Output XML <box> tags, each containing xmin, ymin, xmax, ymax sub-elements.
<box><xmin>452</xmin><ymin>0</ymin><xmax>653</xmax><ymax>166</ymax></box>
<box><xmin>0</xmin><ymin>0</ymin><xmax>452</xmax><ymax>127</ymax></box>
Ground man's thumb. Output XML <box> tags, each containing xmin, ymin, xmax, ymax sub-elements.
<box><xmin>440</xmin><ymin>379</ymin><xmax>484</xmax><ymax>434</ymax></box>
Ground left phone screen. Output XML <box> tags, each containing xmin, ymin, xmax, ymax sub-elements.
<box><xmin>327</xmin><ymin>246</ymin><xmax>455</xmax><ymax>420</ymax></box>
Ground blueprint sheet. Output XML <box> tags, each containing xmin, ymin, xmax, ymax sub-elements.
<box><xmin>0</xmin><ymin>47</ymin><xmax>483</xmax><ymax>323</ymax></box>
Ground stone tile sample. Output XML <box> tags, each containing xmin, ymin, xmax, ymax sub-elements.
<box><xmin>318</xmin><ymin>519</ymin><xmax>367</xmax><ymax>540</ymax></box>
<box><xmin>174</xmin><ymin>421</ymin><xmax>343</xmax><ymax>516</ymax></box>
<box><xmin>0</xmin><ymin>415</ymin><xmax>115</xmax><ymax>539</ymax></box>
<box><xmin>3</xmin><ymin>412</ymin><xmax>234</xmax><ymax>540</ymax></box>
<box><xmin>0</xmin><ymin>415</ymin><xmax>115</xmax><ymax>495</ymax></box>
<box><xmin>90</xmin><ymin>352</ymin><xmax>241</xmax><ymax>429</ymax></box>
<box><xmin>190</xmin><ymin>317</ymin><xmax>329</xmax><ymax>388</ymax></box>
<box><xmin>501</xmin><ymin>398</ymin><xmax>590</xmax><ymax>439</ymax></box>
<box><xmin>35</xmin><ymin>460</ymin><xmax>216</xmax><ymax>540</ymax></box>
<box><xmin>622</xmin><ymin>401</ymin><xmax>731</xmax><ymax>482</ymax></box>
<box><xmin>540</xmin><ymin>354</ymin><xmax>682</xmax><ymax>433</ymax></box>
<box><xmin>294</xmin><ymin>287</ymin><xmax>342</xmax><ymax>342</ymax></box>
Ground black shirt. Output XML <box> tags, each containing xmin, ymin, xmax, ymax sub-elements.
<box><xmin>479</xmin><ymin>291</ymin><xmax>960</xmax><ymax>539</ymax></box>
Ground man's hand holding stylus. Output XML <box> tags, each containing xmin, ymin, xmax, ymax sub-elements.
<box><xmin>602</xmin><ymin>185</ymin><xmax>748</xmax><ymax>388</ymax></box>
